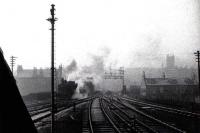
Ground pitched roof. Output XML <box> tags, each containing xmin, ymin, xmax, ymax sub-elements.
<box><xmin>145</xmin><ymin>78</ymin><xmax>195</xmax><ymax>86</ymax></box>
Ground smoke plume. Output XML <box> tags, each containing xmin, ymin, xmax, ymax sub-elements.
<box><xmin>66</xmin><ymin>47</ymin><xmax>111</xmax><ymax>98</ymax></box>
<box><xmin>65</xmin><ymin>59</ymin><xmax>77</xmax><ymax>74</ymax></box>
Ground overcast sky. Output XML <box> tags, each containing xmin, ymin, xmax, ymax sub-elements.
<box><xmin>0</xmin><ymin>0</ymin><xmax>200</xmax><ymax>69</ymax></box>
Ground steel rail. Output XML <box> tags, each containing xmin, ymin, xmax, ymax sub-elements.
<box><xmin>103</xmin><ymin>98</ymin><xmax>158</xmax><ymax>133</ymax></box>
<box><xmin>114</xmin><ymin>98</ymin><xmax>186</xmax><ymax>133</ymax></box>
<box><xmin>32</xmin><ymin>96</ymin><xmax>96</xmax><ymax>123</ymax></box>
<box><xmin>121</xmin><ymin>97</ymin><xmax>200</xmax><ymax>118</ymax></box>
<box><xmin>99</xmin><ymin>98</ymin><xmax>122</xmax><ymax>133</ymax></box>
<box><xmin>88</xmin><ymin>100</ymin><xmax>94</xmax><ymax>133</ymax></box>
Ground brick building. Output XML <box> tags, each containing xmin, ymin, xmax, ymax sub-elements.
<box><xmin>15</xmin><ymin>65</ymin><xmax>62</xmax><ymax>96</ymax></box>
<box><xmin>141</xmin><ymin>72</ymin><xmax>198</xmax><ymax>103</ymax></box>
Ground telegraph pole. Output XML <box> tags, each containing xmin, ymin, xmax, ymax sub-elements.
<box><xmin>10</xmin><ymin>56</ymin><xmax>17</xmax><ymax>74</ymax></box>
<box><xmin>194</xmin><ymin>51</ymin><xmax>200</xmax><ymax>97</ymax></box>
<box><xmin>47</xmin><ymin>4</ymin><xmax>57</xmax><ymax>133</ymax></box>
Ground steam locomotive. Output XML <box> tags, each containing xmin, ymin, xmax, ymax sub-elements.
<box><xmin>57</xmin><ymin>78</ymin><xmax>78</xmax><ymax>99</ymax></box>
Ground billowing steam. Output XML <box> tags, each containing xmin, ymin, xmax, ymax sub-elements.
<box><xmin>64</xmin><ymin>59</ymin><xmax>78</xmax><ymax>75</ymax></box>
<box><xmin>64</xmin><ymin>47</ymin><xmax>110</xmax><ymax>99</ymax></box>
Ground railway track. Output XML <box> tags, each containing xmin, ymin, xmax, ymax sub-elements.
<box><xmin>82</xmin><ymin>98</ymin><xmax>117</xmax><ymax>133</ymax></box>
<box><xmin>90</xmin><ymin>98</ymin><xmax>117</xmax><ymax>133</ymax></box>
<box><xmin>30</xmin><ymin>97</ymin><xmax>95</xmax><ymax>123</ymax></box>
<box><xmin>83</xmin><ymin>96</ymin><xmax>185</xmax><ymax>133</ymax></box>
<box><xmin>120</xmin><ymin>96</ymin><xmax>200</xmax><ymax>118</ymax></box>
<box><xmin>29</xmin><ymin>95</ymin><xmax>195</xmax><ymax>132</ymax></box>
<box><xmin>104</xmin><ymin>96</ymin><xmax>185</xmax><ymax>133</ymax></box>
<box><xmin>117</xmin><ymin>96</ymin><xmax>200</xmax><ymax>132</ymax></box>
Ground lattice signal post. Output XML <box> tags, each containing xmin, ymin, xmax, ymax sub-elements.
<box><xmin>104</xmin><ymin>67</ymin><xmax>126</xmax><ymax>94</ymax></box>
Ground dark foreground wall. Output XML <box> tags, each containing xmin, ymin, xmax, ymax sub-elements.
<box><xmin>0</xmin><ymin>49</ymin><xmax>37</xmax><ymax>133</ymax></box>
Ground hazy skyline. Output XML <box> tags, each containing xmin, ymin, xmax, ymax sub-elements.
<box><xmin>0</xmin><ymin>0</ymin><xmax>200</xmax><ymax>69</ymax></box>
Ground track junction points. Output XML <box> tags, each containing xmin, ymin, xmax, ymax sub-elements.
<box><xmin>28</xmin><ymin>95</ymin><xmax>200</xmax><ymax>133</ymax></box>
